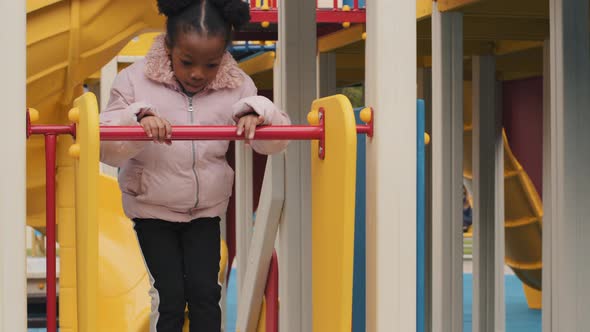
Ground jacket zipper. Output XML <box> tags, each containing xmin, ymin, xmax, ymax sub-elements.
<box><xmin>188</xmin><ymin>96</ymin><xmax>200</xmax><ymax>209</ymax></box>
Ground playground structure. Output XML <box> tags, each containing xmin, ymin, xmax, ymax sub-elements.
<box><xmin>1</xmin><ymin>0</ymin><xmax>589</xmax><ymax>332</ymax></box>
<box><xmin>26</xmin><ymin>91</ymin><xmax>372</xmax><ymax>331</ymax></box>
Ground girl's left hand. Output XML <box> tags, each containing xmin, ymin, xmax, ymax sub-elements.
<box><xmin>236</xmin><ymin>113</ymin><xmax>265</xmax><ymax>141</ymax></box>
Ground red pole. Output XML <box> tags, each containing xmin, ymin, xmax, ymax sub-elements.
<box><xmin>265</xmin><ymin>251</ymin><xmax>279</xmax><ymax>332</ymax></box>
<box><xmin>251</xmin><ymin>0</ymin><xmax>256</xmax><ymax>9</ymax></box>
<box><xmin>45</xmin><ymin>134</ymin><xmax>57</xmax><ymax>332</ymax></box>
<box><xmin>333</xmin><ymin>0</ymin><xmax>338</xmax><ymax>10</ymax></box>
<box><xmin>100</xmin><ymin>125</ymin><xmax>323</xmax><ymax>141</ymax></box>
<box><xmin>30</xmin><ymin>124</ymin><xmax>75</xmax><ymax>136</ymax></box>
<box><xmin>354</xmin><ymin>0</ymin><xmax>359</xmax><ymax>9</ymax></box>
<box><xmin>28</xmin><ymin>124</ymin><xmax>370</xmax><ymax>141</ymax></box>
<box><xmin>356</xmin><ymin>124</ymin><xmax>371</xmax><ymax>135</ymax></box>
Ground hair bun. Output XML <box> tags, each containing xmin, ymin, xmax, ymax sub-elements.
<box><xmin>157</xmin><ymin>0</ymin><xmax>196</xmax><ymax>17</ymax></box>
<box><xmin>210</xmin><ymin>0</ymin><xmax>251</xmax><ymax>29</ymax></box>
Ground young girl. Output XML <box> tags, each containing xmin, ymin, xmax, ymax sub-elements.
<box><xmin>99</xmin><ymin>1</ymin><xmax>290</xmax><ymax>331</ymax></box>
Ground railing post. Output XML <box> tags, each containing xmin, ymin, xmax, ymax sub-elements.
<box><xmin>70</xmin><ymin>93</ymin><xmax>100</xmax><ymax>332</ymax></box>
<box><xmin>45</xmin><ymin>134</ymin><xmax>58</xmax><ymax>332</ymax></box>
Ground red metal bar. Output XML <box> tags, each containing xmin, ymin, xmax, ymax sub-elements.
<box><xmin>45</xmin><ymin>134</ymin><xmax>57</xmax><ymax>332</ymax></box>
<box><xmin>356</xmin><ymin>125</ymin><xmax>371</xmax><ymax>135</ymax></box>
<box><xmin>333</xmin><ymin>0</ymin><xmax>338</xmax><ymax>9</ymax></box>
<box><xmin>354</xmin><ymin>0</ymin><xmax>359</xmax><ymax>9</ymax></box>
<box><xmin>27</xmin><ymin>124</ymin><xmax>371</xmax><ymax>141</ymax></box>
<box><xmin>29</xmin><ymin>124</ymin><xmax>75</xmax><ymax>137</ymax></box>
<box><xmin>100</xmin><ymin>125</ymin><xmax>323</xmax><ymax>141</ymax></box>
<box><xmin>250</xmin><ymin>0</ymin><xmax>256</xmax><ymax>9</ymax></box>
<box><xmin>265</xmin><ymin>251</ymin><xmax>279</xmax><ymax>332</ymax></box>
<box><xmin>250</xmin><ymin>10</ymin><xmax>366</xmax><ymax>23</ymax></box>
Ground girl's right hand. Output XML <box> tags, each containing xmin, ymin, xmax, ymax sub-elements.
<box><xmin>139</xmin><ymin>115</ymin><xmax>172</xmax><ymax>145</ymax></box>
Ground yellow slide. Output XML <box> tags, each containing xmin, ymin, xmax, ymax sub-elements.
<box><xmin>26</xmin><ymin>0</ymin><xmax>162</xmax><ymax>228</ymax></box>
<box><xmin>28</xmin><ymin>2</ymin><xmax>234</xmax><ymax>330</ymax></box>
<box><xmin>463</xmin><ymin>83</ymin><xmax>543</xmax><ymax>309</ymax></box>
<box><xmin>97</xmin><ymin>176</ymin><xmax>152</xmax><ymax>331</ymax></box>
<box><xmin>26</xmin><ymin>0</ymin><xmax>162</xmax><ymax>330</ymax></box>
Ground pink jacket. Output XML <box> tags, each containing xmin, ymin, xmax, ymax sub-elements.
<box><xmin>100</xmin><ymin>34</ymin><xmax>290</xmax><ymax>222</ymax></box>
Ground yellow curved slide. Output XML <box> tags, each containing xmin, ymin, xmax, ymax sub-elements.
<box><xmin>26</xmin><ymin>1</ymin><xmax>162</xmax><ymax>330</ymax></box>
<box><xmin>27</xmin><ymin>2</ymin><xmax>234</xmax><ymax>330</ymax></box>
<box><xmin>97</xmin><ymin>175</ymin><xmax>152</xmax><ymax>331</ymax></box>
<box><xmin>26</xmin><ymin>0</ymin><xmax>162</xmax><ymax>228</ymax></box>
<box><xmin>463</xmin><ymin>83</ymin><xmax>543</xmax><ymax>309</ymax></box>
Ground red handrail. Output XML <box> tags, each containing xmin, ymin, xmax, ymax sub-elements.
<box><xmin>100</xmin><ymin>125</ymin><xmax>324</xmax><ymax>141</ymax></box>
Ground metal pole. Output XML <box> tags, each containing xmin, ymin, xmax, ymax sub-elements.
<box><xmin>45</xmin><ymin>134</ymin><xmax>58</xmax><ymax>332</ymax></box>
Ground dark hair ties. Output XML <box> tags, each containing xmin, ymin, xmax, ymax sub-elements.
<box><xmin>157</xmin><ymin>0</ymin><xmax>251</xmax><ymax>47</ymax></box>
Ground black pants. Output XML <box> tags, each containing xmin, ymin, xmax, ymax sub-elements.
<box><xmin>134</xmin><ymin>217</ymin><xmax>222</xmax><ymax>332</ymax></box>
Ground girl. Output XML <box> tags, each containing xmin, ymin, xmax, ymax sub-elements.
<box><xmin>99</xmin><ymin>0</ymin><xmax>290</xmax><ymax>331</ymax></box>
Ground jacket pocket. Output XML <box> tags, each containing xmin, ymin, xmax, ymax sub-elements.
<box><xmin>118</xmin><ymin>166</ymin><xmax>143</xmax><ymax>196</ymax></box>
<box><xmin>136</xmin><ymin>168</ymin><xmax>197</xmax><ymax>213</ymax></box>
<box><xmin>196</xmin><ymin>161</ymin><xmax>234</xmax><ymax>209</ymax></box>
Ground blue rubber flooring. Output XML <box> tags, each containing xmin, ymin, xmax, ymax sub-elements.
<box><xmin>463</xmin><ymin>273</ymin><xmax>541</xmax><ymax>332</ymax></box>
<box><xmin>29</xmin><ymin>271</ymin><xmax>541</xmax><ymax>332</ymax></box>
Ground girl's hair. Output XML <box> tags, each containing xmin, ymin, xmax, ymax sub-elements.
<box><xmin>157</xmin><ymin>0</ymin><xmax>250</xmax><ymax>47</ymax></box>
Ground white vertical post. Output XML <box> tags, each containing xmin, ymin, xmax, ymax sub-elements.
<box><xmin>0</xmin><ymin>1</ymin><xmax>27</xmax><ymax>331</ymax></box>
<box><xmin>542</xmin><ymin>39</ymin><xmax>552</xmax><ymax>330</ymax></box>
<box><xmin>317</xmin><ymin>52</ymin><xmax>337</xmax><ymax>98</ymax></box>
<box><xmin>547</xmin><ymin>0</ymin><xmax>590</xmax><ymax>330</ymax></box>
<box><xmin>236</xmin><ymin>155</ymin><xmax>285</xmax><ymax>332</ymax></box>
<box><xmin>100</xmin><ymin>57</ymin><xmax>117</xmax><ymax>112</ymax></box>
<box><xmin>235</xmin><ymin>143</ymin><xmax>253</xmax><ymax>295</ymax></box>
<box><xmin>277</xmin><ymin>0</ymin><xmax>316</xmax><ymax>330</ymax></box>
<box><xmin>431</xmin><ymin>4</ymin><xmax>464</xmax><ymax>332</ymax></box>
<box><xmin>100</xmin><ymin>57</ymin><xmax>119</xmax><ymax>177</ymax></box>
<box><xmin>365</xmin><ymin>0</ymin><xmax>416</xmax><ymax>331</ymax></box>
<box><xmin>471</xmin><ymin>56</ymin><xmax>505</xmax><ymax>332</ymax></box>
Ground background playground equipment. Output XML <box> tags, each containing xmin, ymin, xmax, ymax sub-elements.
<box><xmin>26</xmin><ymin>92</ymin><xmax>373</xmax><ymax>331</ymax></box>
<box><xmin>14</xmin><ymin>0</ymin><xmax>583</xmax><ymax>331</ymax></box>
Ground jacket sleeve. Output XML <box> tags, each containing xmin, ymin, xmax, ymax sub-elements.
<box><xmin>232</xmin><ymin>77</ymin><xmax>291</xmax><ymax>155</ymax></box>
<box><xmin>99</xmin><ymin>69</ymin><xmax>157</xmax><ymax>167</ymax></box>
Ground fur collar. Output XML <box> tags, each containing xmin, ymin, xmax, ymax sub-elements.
<box><xmin>144</xmin><ymin>34</ymin><xmax>244</xmax><ymax>91</ymax></box>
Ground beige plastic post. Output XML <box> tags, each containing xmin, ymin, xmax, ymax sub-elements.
<box><xmin>99</xmin><ymin>57</ymin><xmax>119</xmax><ymax>177</ymax></box>
<box><xmin>0</xmin><ymin>1</ymin><xmax>27</xmax><ymax>331</ymax></box>
<box><xmin>235</xmin><ymin>142</ymin><xmax>253</xmax><ymax>295</ymax></box>
<box><xmin>431</xmin><ymin>4</ymin><xmax>464</xmax><ymax>332</ymax></box>
<box><xmin>276</xmin><ymin>0</ymin><xmax>317</xmax><ymax>330</ymax></box>
<box><xmin>471</xmin><ymin>56</ymin><xmax>505</xmax><ymax>332</ymax></box>
<box><xmin>365</xmin><ymin>0</ymin><xmax>417</xmax><ymax>331</ymax></box>
<box><xmin>546</xmin><ymin>0</ymin><xmax>590</xmax><ymax>330</ymax></box>
<box><xmin>236</xmin><ymin>154</ymin><xmax>285</xmax><ymax>332</ymax></box>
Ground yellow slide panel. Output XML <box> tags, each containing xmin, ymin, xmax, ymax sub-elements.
<box><xmin>26</xmin><ymin>0</ymin><xmax>162</xmax><ymax>229</ymax></box>
<box><xmin>309</xmin><ymin>95</ymin><xmax>357</xmax><ymax>332</ymax></box>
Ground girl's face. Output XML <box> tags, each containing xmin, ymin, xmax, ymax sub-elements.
<box><xmin>167</xmin><ymin>32</ymin><xmax>226</xmax><ymax>94</ymax></box>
